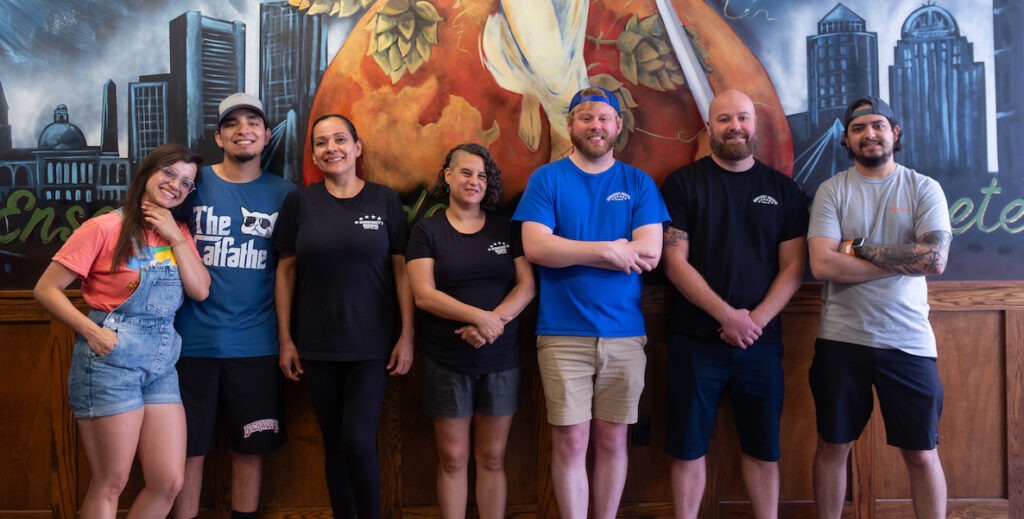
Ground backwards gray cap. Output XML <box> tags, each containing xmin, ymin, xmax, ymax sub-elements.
<box><xmin>842</xmin><ymin>96</ymin><xmax>896</xmax><ymax>129</ymax></box>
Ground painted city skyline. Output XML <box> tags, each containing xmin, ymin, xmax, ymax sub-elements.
<box><xmin>0</xmin><ymin>0</ymin><xmax>1021</xmax><ymax>286</ymax></box>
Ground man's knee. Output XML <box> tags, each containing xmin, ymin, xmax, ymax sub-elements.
<box><xmin>551</xmin><ymin>424</ymin><xmax>590</xmax><ymax>459</ymax></box>
<box><xmin>591</xmin><ymin>420</ymin><xmax>627</xmax><ymax>453</ymax></box>
<box><xmin>815</xmin><ymin>438</ymin><xmax>853</xmax><ymax>462</ymax></box>
<box><xmin>900</xmin><ymin>448</ymin><xmax>941</xmax><ymax>470</ymax></box>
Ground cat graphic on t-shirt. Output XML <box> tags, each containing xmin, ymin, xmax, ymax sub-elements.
<box><xmin>240</xmin><ymin>207</ymin><xmax>278</xmax><ymax>239</ymax></box>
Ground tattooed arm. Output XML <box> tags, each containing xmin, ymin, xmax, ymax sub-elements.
<box><xmin>663</xmin><ymin>225</ymin><xmax>762</xmax><ymax>348</ymax></box>
<box><xmin>857</xmin><ymin>230</ymin><xmax>951</xmax><ymax>276</ymax></box>
<box><xmin>809</xmin><ymin>231</ymin><xmax>951</xmax><ymax>283</ymax></box>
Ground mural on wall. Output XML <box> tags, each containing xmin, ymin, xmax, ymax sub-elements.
<box><xmin>0</xmin><ymin>0</ymin><xmax>1020</xmax><ymax>288</ymax></box>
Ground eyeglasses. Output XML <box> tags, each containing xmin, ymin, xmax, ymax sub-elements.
<box><xmin>160</xmin><ymin>167</ymin><xmax>197</xmax><ymax>194</ymax></box>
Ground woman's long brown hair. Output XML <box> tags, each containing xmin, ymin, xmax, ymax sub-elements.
<box><xmin>111</xmin><ymin>143</ymin><xmax>203</xmax><ymax>270</ymax></box>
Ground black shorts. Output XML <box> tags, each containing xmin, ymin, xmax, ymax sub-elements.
<box><xmin>809</xmin><ymin>338</ymin><xmax>942</xmax><ymax>450</ymax></box>
<box><xmin>664</xmin><ymin>333</ymin><xmax>784</xmax><ymax>462</ymax></box>
<box><xmin>178</xmin><ymin>355</ymin><xmax>288</xmax><ymax>457</ymax></box>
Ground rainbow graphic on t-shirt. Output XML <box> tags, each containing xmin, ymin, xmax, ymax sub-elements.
<box><xmin>124</xmin><ymin>245</ymin><xmax>177</xmax><ymax>270</ymax></box>
<box><xmin>151</xmin><ymin>245</ymin><xmax>177</xmax><ymax>265</ymax></box>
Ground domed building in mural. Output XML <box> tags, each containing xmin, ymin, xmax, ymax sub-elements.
<box><xmin>37</xmin><ymin>105</ymin><xmax>89</xmax><ymax>151</ymax></box>
<box><xmin>0</xmin><ymin>95</ymin><xmax>130</xmax><ymax>203</ymax></box>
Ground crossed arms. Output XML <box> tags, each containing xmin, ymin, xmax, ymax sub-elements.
<box><xmin>808</xmin><ymin>231</ymin><xmax>951</xmax><ymax>284</ymax></box>
<box><xmin>520</xmin><ymin>221</ymin><xmax>664</xmax><ymax>273</ymax></box>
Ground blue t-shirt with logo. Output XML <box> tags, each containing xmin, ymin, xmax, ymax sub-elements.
<box><xmin>513</xmin><ymin>157</ymin><xmax>668</xmax><ymax>337</ymax></box>
<box><xmin>175</xmin><ymin>166</ymin><xmax>296</xmax><ymax>358</ymax></box>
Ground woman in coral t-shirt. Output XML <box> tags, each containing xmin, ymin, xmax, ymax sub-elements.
<box><xmin>34</xmin><ymin>143</ymin><xmax>210</xmax><ymax>518</ymax></box>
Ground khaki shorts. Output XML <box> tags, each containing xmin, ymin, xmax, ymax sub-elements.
<box><xmin>536</xmin><ymin>335</ymin><xmax>647</xmax><ymax>426</ymax></box>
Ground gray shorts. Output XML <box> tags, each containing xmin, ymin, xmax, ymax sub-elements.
<box><xmin>419</xmin><ymin>356</ymin><xmax>519</xmax><ymax>418</ymax></box>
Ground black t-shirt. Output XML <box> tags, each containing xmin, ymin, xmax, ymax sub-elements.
<box><xmin>406</xmin><ymin>211</ymin><xmax>523</xmax><ymax>375</ymax></box>
<box><xmin>274</xmin><ymin>181</ymin><xmax>408</xmax><ymax>361</ymax></box>
<box><xmin>660</xmin><ymin>156</ymin><xmax>809</xmax><ymax>341</ymax></box>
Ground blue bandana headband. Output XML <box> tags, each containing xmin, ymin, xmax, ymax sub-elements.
<box><xmin>568</xmin><ymin>87</ymin><xmax>621</xmax><ymax>115</ymax></box>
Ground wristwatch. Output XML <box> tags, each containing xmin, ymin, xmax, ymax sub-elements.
<box><xmin>850</xmin><ymin>237</ymin><xmax>865</xmax><ymax>258</ymax></box>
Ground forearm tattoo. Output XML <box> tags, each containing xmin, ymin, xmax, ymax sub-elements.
<box><xmin>860</xmin><ymin>230</ymin><xmax>952</xmax><ymax>276</ymax></box>
<box><xmin>664</xmin><ymin>227</ymin><xmax>688</xmax><ymax>248</ymax></box>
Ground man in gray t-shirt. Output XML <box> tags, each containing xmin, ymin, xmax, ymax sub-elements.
<box><xmin>807</xmin><ymin>96</ymin><xmax>951</xmax><ymax>519</ymax></box>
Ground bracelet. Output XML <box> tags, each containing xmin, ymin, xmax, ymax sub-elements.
<box><xmin>169</xmin><ymin>238</ymin><xmax>189</xmax><ymax>248</ymax></box>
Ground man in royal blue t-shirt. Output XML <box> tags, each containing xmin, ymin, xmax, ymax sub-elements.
<box><xmin>661</xmin><ymin>89</ymin><xmax>808</xmax><ymax>519</ymax></box>
<box><xmin>173</xmin><ymin>93</ymin><xmax>296</xmax><ymax>519</ymax></box>
<box><xmin>513</xmin><ymin>86</ymin><xmax>669</xmax><ymax>519</ymax></box>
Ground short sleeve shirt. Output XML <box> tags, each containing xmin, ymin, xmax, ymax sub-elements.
<box><xmin>54</xmin><ymin>211</ymin><xmax>200</xmax><ymax>311</ymax></box>
<box><xmin>274</xmin><ymin>181</ymin><xmax>409</xmax><ymax>361</ymax></box>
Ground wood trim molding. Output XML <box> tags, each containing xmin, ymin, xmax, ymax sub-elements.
<box><xmin>642</xmin><ymin>281</ymin><xmax>1024</xmax><ymax>315</ymax></box>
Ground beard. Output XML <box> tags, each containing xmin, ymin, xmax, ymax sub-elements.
<box><xmin>710</xmin><ymin>130</ymin><xmax>757</xmax><ymax>161</ymax></box>
<box><xmin>230</xmin><ymin>151</ymin><xmax>260</xmax><ymax>163</ymax></box>
<box><xmin>570</xmin><ymin>130</ymin><xmax>616</xmax><ymax>160</ymax></box>
<box><xmin>851</xmin><ymin>141</ymin><xmax>892</xmax><ymax>168</ymax></box>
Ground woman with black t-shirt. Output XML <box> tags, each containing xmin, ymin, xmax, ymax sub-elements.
<box><xmin>406</xmin><ymin>144</ymin><xmax>535</xmax><ymax>518</ymax></box>
<box><xmin>273</xmin><ymin>114</ymin><xmax>413</xmax><ymax>519</ymax></box>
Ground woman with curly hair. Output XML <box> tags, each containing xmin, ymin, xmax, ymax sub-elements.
<box><xmin>406</xmin><ymin>143</ymin><xmax>535</xmax><ymax>518</ymax></box>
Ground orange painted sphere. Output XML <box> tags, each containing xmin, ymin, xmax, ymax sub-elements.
<box><xmin>306</xmin><ymin>0</ymin><xmax>792</xmax><ymax>200</ymax></box>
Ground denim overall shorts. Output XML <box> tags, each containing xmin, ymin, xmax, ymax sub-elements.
<box><xmin>67</xmin><ymin>241</ymin><xmax>186</xmax><ymax>418</ymax></box>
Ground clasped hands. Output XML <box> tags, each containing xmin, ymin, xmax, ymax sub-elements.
<box><xmin>455</xmin><ymin>309</ymin><xmax>511</xmax><ymax>349</ymax></box>
<box><xmin>718</xmin><ymin>307</ymin><xmax>764</xmax><ymax>349</ymax></box>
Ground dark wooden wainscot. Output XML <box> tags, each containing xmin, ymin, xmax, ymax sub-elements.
<box><xmin>1</xmin><ymin>281</ymin><xmax>1021</xmax><ymax>518</ymax></box>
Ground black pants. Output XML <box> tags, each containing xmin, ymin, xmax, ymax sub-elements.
<box><xmin>303</xmin><ymin>359</ymin><xmax>388</xmax><ymax>519</ymax></box>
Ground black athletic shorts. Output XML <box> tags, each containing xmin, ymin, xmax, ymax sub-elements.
<box><xmin>809</xmin><ymin>338</ymin><xmax>942</xmax><ymax>450</ymax></box>
<box><xmin>178</xmin><ymin>355</ymin><xmax>288</xmax><ymax>456</ymax></box>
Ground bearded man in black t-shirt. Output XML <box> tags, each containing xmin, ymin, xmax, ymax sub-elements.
<box><xmin>659</xmin><ymin>89</ymin><xmax>809</xmax><ymax>519</ymax></box>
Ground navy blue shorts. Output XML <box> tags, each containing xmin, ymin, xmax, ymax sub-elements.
<box><xmin>809</xmin><ymin>338</ymin><xmax>942</xmax><ymax>450</ymax></box>
<box><xmin>665</xmin><ymin>333</ymin><xmax>784</xmax><ymax>461</ymax></box>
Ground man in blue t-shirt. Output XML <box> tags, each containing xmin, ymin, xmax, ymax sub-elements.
<box><xmin>173</xmin><ymin>93</ymin><xmax>296</xmax><ymax>519</ymax></box>
<box><xmin>661</xmin><ymin>89</ymin><xmax>808</xmax><ymax>519</ymax></box>
<box><xmin>513</xmin><ymin>86</ymin><xmax>668</xmax><ymax>519</ymax></box>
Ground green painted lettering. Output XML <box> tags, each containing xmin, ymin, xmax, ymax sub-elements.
<box><xmin>949</xmin><ymin>197</ymin><xmax>975</xmax><ymax>235</ymax></box>
<box><xmin>1000</xmin><ymin>199</ymin><xmax>1024</xmax><ymax>234</ymax></box>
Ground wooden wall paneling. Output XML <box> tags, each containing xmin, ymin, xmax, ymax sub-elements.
<box><xmin>49</xmin><ymin>320</ymin><xmax>77</xmax><ymax>519</ymax></box>
<box><xmin>779</xmin><ymin>309</ymin><xmax>821</xmax><ymax>502</ymax></box>
<box><xmin>396</xmin><ymin>362</ymin><xmax>434</xmax><ymax>512</ymax></box>
<box><xmin>0</xmin><ymin>292</ymin><xmax>72</xmax><ymax>519</ymax></box>
<box><xmin>2</xmin><ymin>282</ymin><xmax>1023</xmax><ymax>518</ymax></box>
<box><xmin>930</xmin><ymin>310</ymin><xmax>1006</xmax><ymax>499</ymax></box>
<box><xmin>533</xmin><ymin>346</ymin><xmax>557</xmax><ymax>519</ymax></box>
<box><xmin>1008</xmin><ymin>309</ymin><xmax>1023</xmax><ymax>519</ymax></box>
<box><xmin>380</xmin><ymin>374</ymin><xmax>403</xmax><ymax>518</ymax></box>
<box><xmin>0</xmin><ymin>323</ymin><xmax>59</xmax><ymax>515</ymax></box>
<box><xmin>507</xmin><ymin>322</ymin><xmax>542</xmax><ymax>515</ymax></box>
